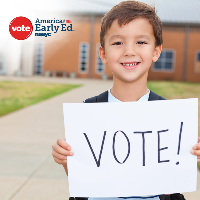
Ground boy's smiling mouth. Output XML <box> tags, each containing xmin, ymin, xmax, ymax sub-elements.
<box><xmin>120</xmin><ymin>61</ymin><xmax>141</xmax><ymax>69</ymax></box>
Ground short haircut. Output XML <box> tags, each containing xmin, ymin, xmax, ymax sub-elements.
<box><xmin>100</xmin><ymin>0</ymin><xmax>163</xmax><ymax>50</ymax></box>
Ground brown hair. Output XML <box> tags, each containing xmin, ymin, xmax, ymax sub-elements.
<box><xmin>100</xmin><ymin>0</ymin><xmax>163</xmax><ymax>49</ymax></box>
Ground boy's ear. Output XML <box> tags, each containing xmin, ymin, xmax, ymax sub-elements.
<box><xmin>152</xmin><ymin>45</ymin><xmax>162</xmax><ymax>62</ymax></box>
<box><xmin>99</xmin><ymin>46</ymin><xmax>108</xmax><ymax>65</ymax></box>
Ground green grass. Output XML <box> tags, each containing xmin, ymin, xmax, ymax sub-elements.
<box><xmin>0</xmin><ymin>81</ymin><xmax>81</xmax><ymax>116</ymax></box>
<box><xmin>147</xmin><ymin>81</ymin><xmax>200</xmax><ymax>137</ymax></box>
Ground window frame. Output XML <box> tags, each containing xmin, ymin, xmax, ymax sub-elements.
<box><xmin>195</xmin><ymin>50</ymin><xmax>200</xmax><ymax>74</ymax></box>
<box><xmin>79</xmin><ymin>42</ymin><xmax>89</xmax><ymax>74</ymax></box>
<box><xmin>95</xmin><ymin>43</ymin><xmax>105</xmax><ymax>75</ymax></box>
<box><xmin>0</xmin><ymin>54</ymin><xmax>6</xmax><ymax>75</ymax></box>
<box><xmin>34</xmin><ymin>41</ymin><xmax>44</xmax><ymax>75</ymax></box>
<box><xmin>152</xmin><ymin>49</ymin><xmax>176</xmax><ymax>73</ymax></box>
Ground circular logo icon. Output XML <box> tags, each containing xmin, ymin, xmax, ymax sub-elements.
<box><xmin>9</xmin><ymin>16</ymin><xmax>33</xmax><ymax>40</ymax></box>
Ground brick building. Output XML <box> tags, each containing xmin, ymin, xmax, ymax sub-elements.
<box><xmin>36</xmin><ymin>0</ymin><xmax>200</xmax><ymax>83</ymax></box>
<box><xmin>1</xmin><ymin>0</ymin><xmax>200</xmax><ymax>83</ymax></box>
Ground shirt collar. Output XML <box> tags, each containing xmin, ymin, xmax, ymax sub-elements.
<box><xmin>108</xmin><ymin>88</ymin><xmax>150</xmax><ymax>102</ymax></box>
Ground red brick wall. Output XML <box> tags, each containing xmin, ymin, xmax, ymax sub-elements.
<box><xmin>186</xmin><ymin>28</ymin><xmax>200</xmax><ymax>82</ymax></box>
<box><xmin>43</xmin><ymin>16</ymin><xmax>91</xmax><ymax>78</ymax></box>
<box><xmin>148</xmin><ymin>27</ymin><xmax>185</xmax><ymax>81</ymax></box>
<box><xmin>42</xmin><ymin>16</ymin><xmax>200</xmax><ymax>82</ymax></box>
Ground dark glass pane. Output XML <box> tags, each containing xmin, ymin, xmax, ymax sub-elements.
<box><xmin>36</xmin><ymin>49</ymin><xmax>43</xmax><ymax>53</ymax></box>
<box><xmin>82</xmin><ymin>45</ymin><xmax>87</xmax><ymax>50</ymax></box>
<box><xmin>165</xmin><ymin>62</ymin><xmax>172</xmax><ymax>70</ymax></box>
<box><xmin>82</xmin><ymin>53</ymin><xmax>86</xmax><ymax>58</ymax></box>
<box><xmin>98</xmin><ymin>68</ymin><xmax>103</xmax><ymax>71</ymax></box>
<box><xmin>82</xmin><ymin>50</ymin><xmax>86</xmax><ymax>54</ymax></box>
<box><xmin>81</xmin><ymin>66</ymin><xmax>86</xmax><ymax>71</ymax></box>
<box><xmin>81</xmin><ymin>56</ymin><xmax>86</xmax><ymax>60</ymax></box>
<box><xmin>159</xmin><ymin>51</ymin><xmax>164</xmax><ymax>58</ymax></box>
<box><xmin>36</xmin><ymin>55</ymin><xmax>42</xmax><ymax>62</ymax></box>
<box><xmin>35</xmin><ymin>63</ymin><xmax>41</xmax><ymax>74</ymax></box>
<box><xmin>166</xmin><ymin>52</ymin><xmax>173</xmax><ymax>59</ymax></box>
<box><xmin>154</xmin><ymin>61</ymin><xmax>162</xmax><ymax>69</ymax></box>
<box><xmin>198</xmin><ymin>52</ymin><xmax>200</xmax><ymax>61</ymax></box>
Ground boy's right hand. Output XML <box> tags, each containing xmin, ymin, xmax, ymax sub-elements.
<box><xmin>52</xmin><ymin>138</ymin><xmax>74</xmax><ymax>165</ymax></box>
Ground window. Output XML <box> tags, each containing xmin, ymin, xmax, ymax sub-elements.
<box><xmin>196</xmin><ymin>51</ymin><xmax>200</xmax><ymax>73</ymax></box>
<box><xmin>79</xmin><ymin>43</ymin><xmax>89</xmax><ymax>73</ymax></box>
<box><xmin>35</xmin><ymin>42</ymin><xmax>44</xmax><ymax>75</ymax></box>
<box><xmin>96</xmin><ymin>43</ymin><xmax>105</xmax><ymax>74</ymax></box>
<box><xmin>0</xmin><ymin>52</ymin><xmax>6</xmax><ymax>75</ymax></box>
<box><xmin>153</xmin><ymin>50</ymin><xmax>175</xmax><ymax>72</ymax></box>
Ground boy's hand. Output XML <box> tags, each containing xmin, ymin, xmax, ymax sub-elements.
<box><xmin>190</xmin><ymin>137</ymin><xmax>200</xmax><ymax>163</ymax></box>
<box><xmin>52</xmin><ymin>138</ymin><xmax>74</xmax><ymax>165</ymax></box>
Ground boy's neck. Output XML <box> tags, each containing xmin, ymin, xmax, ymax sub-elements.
<box><xmin>111</xmin><ymin>74</ymin><xmax>149</xmax><ymax>102</ymax></box>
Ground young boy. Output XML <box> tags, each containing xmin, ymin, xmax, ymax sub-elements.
<box><xmin>52</xmin><ymin>1</ymin><xmax>200</xmax><ymax>199</ymax></box>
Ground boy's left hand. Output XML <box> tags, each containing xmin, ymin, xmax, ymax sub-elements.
<box><xmin>191</xmin><ymin>137</ymin><xmax>200</xmax><ymax>163</ymax></box>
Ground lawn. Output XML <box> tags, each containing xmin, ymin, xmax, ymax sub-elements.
<box><xmin>0</xmin><ymin>81</ymin><xmax>80</xmax><ymax>117</ymax></box>
<box><xmin>147</xmin><ymin>81</ymin><xmax>200</xmax><ymax>136</ymax></box>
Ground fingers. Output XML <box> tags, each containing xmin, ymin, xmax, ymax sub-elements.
<box><xmin>198</xmin><ymin>137</ymin><xmax>200</xmax><ymax>143</ymax></box>
<box><xmin>52</xmin><ymin>139</ymin><xmax>74</xmax><ymax>156</ymax></box>
<box><xmin>191</xmin><ymin>142</ymin><xmax>200</xmax><ymax>156</ymax></box>
<box><xmin>190</xmin><ymin>150</ymin><xmax>200</xmax><ymax>163</ymax></box>
<box><xmin>52</xmin><ymin>138</ymin><xmax>74</xmax><ymax>165</ymax></box>
<box><xmin>52</xmin><ymin>149</ymin><xmax>67</xmax><ymax>160</ymax></box>
<box><xmin>57</xmin><ymin>138</ymin><xmax>71</xmax><ymax>151</ymax></box>
<box><xmin>190</xmin><ymin>149</ymin><xmax>200</xmax><ymax>156</ymax></box>
<box><xmin>53</xmin><ymin>157</ymin><xmax>67</xmax><ymax>165</ymax></box>
<box><xmin>193</xmin><ymin>143</ymin><xmax>200</xmax><ymax>150</ymax></box>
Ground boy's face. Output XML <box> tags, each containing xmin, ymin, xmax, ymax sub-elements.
<box><xmin>99</xmin><ymin>18</ymin><xmax>162</xmax><ymax>83</ymax></box>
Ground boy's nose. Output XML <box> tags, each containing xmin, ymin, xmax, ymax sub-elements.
<box><xmin>123</xmin><ymin>45</ymin><xmax>136</xmax><ymax>57</ymax></box>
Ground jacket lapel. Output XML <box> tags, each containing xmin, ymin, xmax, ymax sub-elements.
<box><xmin>97</xmin><ymin>90</ymin><xmax>108</xmax><ymax>102</ymax></box>
<box><xmin>148</xmin><ymin>90</ymin><xmax>160</xmax><ymax>101</ymax></box>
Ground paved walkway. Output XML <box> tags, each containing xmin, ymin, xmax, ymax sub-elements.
<box><xmin>0</xmin><ymin>76</ymin><xmax>199</xmax><ymax>200</ymax></box>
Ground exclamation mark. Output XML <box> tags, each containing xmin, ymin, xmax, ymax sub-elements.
<box><xmin>176</xmin><ymin>122</ymin><xmax>183</xmax><ymax>165</ymax></box>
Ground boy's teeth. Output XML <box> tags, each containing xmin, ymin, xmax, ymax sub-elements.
<box><xmin>123</xmin><ymin>63</ymin><xmax>138</xmax><ymax>66</ymax></box>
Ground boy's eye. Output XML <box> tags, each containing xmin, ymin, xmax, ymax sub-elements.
<box><xmin>137</xmin><ymin>41</ymin><xmax>147</xmax><ymax>45</ymax></box>
<box><xmin>112</xmin><ymin>42</ymin><xmax>123</xmax><ymax>45</ymax></box>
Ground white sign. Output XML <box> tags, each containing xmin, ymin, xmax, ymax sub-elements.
<box><xmin>63</xmin><ymin>99</ymin><xmax>198</xmax><ymax>197</ymax></box>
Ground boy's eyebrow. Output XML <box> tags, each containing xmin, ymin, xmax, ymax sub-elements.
<box><xmin>109</xmin><ymin>35</ymin><xmax>124</xmax><ymax>41</ymax></box>
<box><xmin>109</xmin><ymin>34</ymin><xmax>151</xmax><ymax>41</ymax></box>
<box><xmin>135</xmin><ymin>35</ymin><xmax>151</xmax><ymax>40</ymax></box>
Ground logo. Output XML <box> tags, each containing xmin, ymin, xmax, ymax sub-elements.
<box><xmin>9</xmin><ymin>16</ymin><xmax>33</xmax><ymax>40</ymax></box>
<box><xmin>34</xmin><ymin>18</ymin><xmax>74</xmax><ymax>37</ymax></box>
<box><xmin>9</xmin><ymin>17</ymin><xmax>74</xmax><ymax>39</ymax></box>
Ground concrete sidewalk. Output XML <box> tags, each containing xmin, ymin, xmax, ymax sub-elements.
<box><xmin>0</xmin><ymin>76</ymin><xmax>113</xmax><ymax>200</ymax></box>
<box><xmin>0</xmin><ymin>76</ymin><xmax>199</xmax><ymax>200</ymax></box>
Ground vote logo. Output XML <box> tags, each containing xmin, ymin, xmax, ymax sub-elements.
<box><xmin>9</xmin><ymin>16</ymin><xmax>33</xmax><ymax>40</ymax></box>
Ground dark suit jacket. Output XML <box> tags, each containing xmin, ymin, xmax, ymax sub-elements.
<box><xmin>70</xmin><ymin>90</ymin><xmax>186</xmax><ymax>200</ymax></box>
